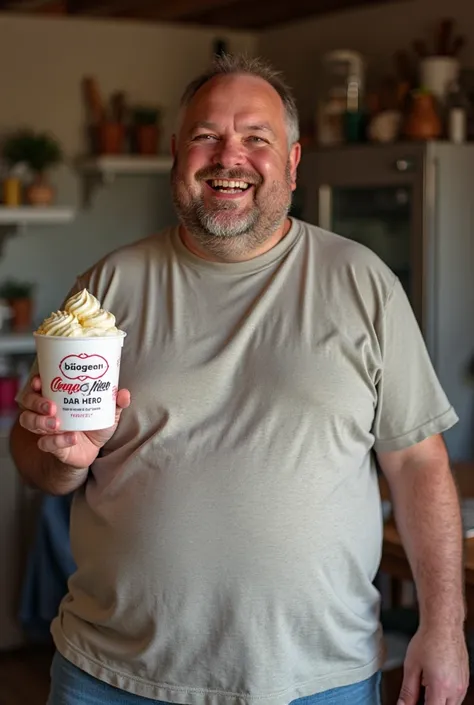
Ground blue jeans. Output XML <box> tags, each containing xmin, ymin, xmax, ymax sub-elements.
<box><xmin>47</xmin><ymin>652</ymin><xmax>381</xmax><ymax>705</ymax></box>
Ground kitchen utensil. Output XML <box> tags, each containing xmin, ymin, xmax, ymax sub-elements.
<box><xmin>82</xmin><ymin>76</ymin><xmax>104</xmax><ymax>125</ymax></box>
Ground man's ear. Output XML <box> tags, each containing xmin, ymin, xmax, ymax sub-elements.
<box><xmin>289</xmin><ymin>142</ymin><xmax>301</xmax><ymax>192</ymax></box>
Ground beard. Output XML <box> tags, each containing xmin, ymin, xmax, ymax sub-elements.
<box><xmin>171</xmin><ymin>161</ymin><xmax>293</xmax><ymax>259</ymax></box>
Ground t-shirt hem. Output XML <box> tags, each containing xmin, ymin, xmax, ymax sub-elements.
<box><xmin>52</xmin><ymin>630</ymin><xmax>383</xmax><ymax>705</ymax></box>
<box><xmin>373</xmin><ymin>405</ymin><xmax>459</xmax><ymax>453</ymax></box>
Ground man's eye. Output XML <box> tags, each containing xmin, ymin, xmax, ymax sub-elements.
<box><xmin>193</xmin><ymin>134</ymin><xmax>218</xmax><ymax>141</ymax></box>
<box><xmin>247</xmin><ymin>136</ymin><xmax>268</xmax><ymax>144</ymax></box>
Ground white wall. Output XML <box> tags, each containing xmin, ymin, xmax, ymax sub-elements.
<box><xmin>0</xmin><ymin>15</ymin><xmax>258</xmax><ymax>322</ymax></box>
<box><xmin>3</xmin><ymin>1</ymin><xmax>474</xmax><ymax>321</ymax></box>
<box><xmin>260</xmin><ymin>0</ymin><xmax>474</xmax><ymax>119</ymax></box>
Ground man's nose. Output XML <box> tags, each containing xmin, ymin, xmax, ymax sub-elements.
<box><xmin>211</xmin><ymin>137</ymin><xmax>245</xmax><ymax>168</ymax></box>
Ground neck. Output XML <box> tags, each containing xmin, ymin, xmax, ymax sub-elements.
<box><xmin>179</xmin><ymin>218</ymin><xmax>292</xmax><ymax>263</ymax></box>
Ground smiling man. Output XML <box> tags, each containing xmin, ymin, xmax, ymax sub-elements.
<box><xmin>10</xmin><ymin>55</ymin><xmax>468</xmax><ymax>705</ymax></box>
<box><xmin>171</xmin><ymin>71</ymin><xmax>299</xmax><ymax>261</ymax></box>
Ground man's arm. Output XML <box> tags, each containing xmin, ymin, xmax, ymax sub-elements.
<box><xmin>378</xmin><ymin>433</ymin><xmax>465</xmax><ymax>628</ymax></box>
<box><xmin>9</xmin><ymin>417</ymin><xmax>89</xmax><ymax>496</ymax></box>
<box><xmin>377</xmin><ymin>433</ymin><xmax>468</xmax><ymax>705</ymax></box>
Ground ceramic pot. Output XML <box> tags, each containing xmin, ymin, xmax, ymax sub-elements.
<box><xmin>404</xmin><ymin>93</ymin><xmax>442</xmax><ymax>141</ymax></box>
<box><xmin>420</xmin><ymin>56</ymin><xmax>459</xmax><ymax>104</ymax></box>
<box><xmin>26</xmin><ymin>173</ymin><xmax>54</xmax><ymax>206</ymax></box>
<box><xmin>9</xmin><ymin>297</ymin><xmax>33</xmax><ymax>332</ymax></box>
<box><xmin>98</xmin><ymin>122</ymin><xmax>125</xmax><ymax>155</ymax></box>
<box><xmin>134</xmin><ymin>125</ymin><xmax>159</xmax><ymax>155</ymax></box>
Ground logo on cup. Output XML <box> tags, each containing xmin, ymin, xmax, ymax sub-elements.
<box><xmin>59</xmin><ymin>353</ymin><xmax>109</xmax><ymax>382</ymax></box>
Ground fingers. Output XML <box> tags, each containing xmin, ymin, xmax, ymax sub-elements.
<box><xmin>37</xmin><ymin>432</ymin><xmax>77</xmax><ymax>453</ymax></box>
<box><xmin>19</xmin><ymin>410</ymin><xmax>59</xmax><ymax>434</ymax></box>
<box><xmin>417</xmin><ymin>678</ymin><xmax>466</xmax><ymax>705</ymax></box>
<box><xmin>20</xmin><ymin>390</ymin><xmax>56</xmax><ymax>417</ymax></box>
<box><xmin>21</xmin><ymin>380</ymin><xmax>130</xmax><ymax>437</ymax></box>
<box><xmin>31</xmin><ymin>375</ymin><xmax>42</xmax><ymax>393</ymax></box>
<box><xmin>19</xmin><ymin>375</ymin><xmax>58</xmax><ymax>434</ymax></box>
<box><xmin>426</xmin><ymin>681</ymin><xmax>467</xmax><ymax>705</ymax></box>
<box><xmin>112</xmin><ymin>388</ymin><xmax>131</xmax><ymax>427</ymax></box>
<box><xmin>446</xmin><ymin>692</ymin><xmax>468</xmax><ymax>705</ymax></box>
<box><xmin>422</xmin><ymin>686</ymin><xmax>445</xmax><ymax>705</ymax></box>
<box><xmin>398</xmin><ymin>668</ymin><xmax>422</xmax><ymax>705</ymax></box>
<box><xmin>116</xmin><ymin>388</ymin><xmax>131</xmax><ymax>410</ymax></box>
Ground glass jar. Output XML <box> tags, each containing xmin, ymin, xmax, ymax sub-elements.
<box><xmin>317</xmin><ymin>50</ymin><xmax>365</xmax><ymax>146</ymax></box>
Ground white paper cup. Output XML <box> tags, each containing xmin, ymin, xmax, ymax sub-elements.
<box><xmin>34</xmin><ymin>332</ymin><xmax>126</xmax><ymax>431</ymax></box>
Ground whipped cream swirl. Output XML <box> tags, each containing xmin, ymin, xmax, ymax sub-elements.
<box><xmin>35</xmin><ymin>289</ymin><xmax>124</xmax><ymax>337</ymax></box>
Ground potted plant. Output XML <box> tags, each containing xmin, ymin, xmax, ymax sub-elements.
<box><xmin>0</xmin><ymin>279</ymin><xmax>35</xmax><ymax>332</ymax></box>
<box><xmin>2</xmin><ymin>129</ymin><xmax>63</xmax><ymax>206</ymax></box>
<box><xmin>131</xmin><ymin>106</ymin><xmax>161</xmax><ymax>156</ymax></box>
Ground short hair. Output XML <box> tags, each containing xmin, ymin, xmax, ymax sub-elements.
<box><xmin>178</xmin><ymin>53</ymin><xmax>300</xmax><ymax>146</ymax></box>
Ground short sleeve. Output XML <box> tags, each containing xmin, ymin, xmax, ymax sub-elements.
<box><xmin>372</xmin><ymin>278</ymin><xmax>458</xmax><ymax>452</ymax></box>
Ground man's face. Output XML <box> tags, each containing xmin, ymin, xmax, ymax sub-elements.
<box><xmin>171</xmin><ymin>74</ymin><xmax>300</xmax><ymax>254</ymax></box>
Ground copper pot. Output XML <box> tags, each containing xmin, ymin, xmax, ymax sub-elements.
<box><xmin>97</xmin><ymin>122</ymin><xmax>125</xmax><ymax>155</ymax></box>
<box><xmin>134</xmin><ymin>125</ymin><xmax>159</xmax><ymax>155</ymax></box>
<box><xmin>404</xmin><ymin>93</ymin><xmax>442</xmax><ymax>141</ymax></box>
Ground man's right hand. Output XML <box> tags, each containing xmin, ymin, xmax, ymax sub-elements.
<box><xmin>18</xmin><ymin>375</ymin><xmax>131</xmax><ymax>469</ymax></box>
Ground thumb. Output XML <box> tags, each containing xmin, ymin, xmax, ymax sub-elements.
<box><xmin>113</xmin><ymin>388</ymin><xmax>131</xmax><ymax>424</ymax></box>
<box><xmin>397</xmin><ymin>664</ymin><xmax>422</xmax><ymax>705</ymax></box>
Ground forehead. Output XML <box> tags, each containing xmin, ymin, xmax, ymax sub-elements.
<box><xmin>181</xmin><ymin>74</ymin><xmax>286</xmax><ymax>132</ymax></box>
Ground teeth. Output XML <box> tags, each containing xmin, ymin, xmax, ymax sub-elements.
<box><xmin>210</xmin><ymin>179</ymin><xmax>250</xmax><ymax>190</ymax></box>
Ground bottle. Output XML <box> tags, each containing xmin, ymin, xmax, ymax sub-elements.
<box><xmin>446</xmin><ymin>80</ymin><xmax>469</xmax><ymax>144</ymax></box>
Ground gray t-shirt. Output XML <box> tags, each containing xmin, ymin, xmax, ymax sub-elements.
<box><xmin>24</xmin><ymin>219</ymin><xmax>458</xmax><ymax>705</ymax></box>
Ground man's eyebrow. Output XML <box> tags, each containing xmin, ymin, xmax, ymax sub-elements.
<box><xmin>245</xmin><ymin>123</ymin><xmax>276</xmax><ymax>136</ymax></box>
<box><xmin>189</xmin><ymin>121</ymin><xmax>219</xmax><ymax>132</ymax></box>
<box><xmin>188</xmin><ymin>121</ymin><xmax>276</xmax><ymax>136</ymax></box>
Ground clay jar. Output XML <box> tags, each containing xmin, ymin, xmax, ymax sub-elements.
<box><xmin>97</xmin><ymin>122</ymin><xmax>125</xmax><ymax>155</ymax></box>
<box><xmin>26</xmin><ymin>173</ymin><xmax>54</xmax><ymax>206</ymax></box>
<box><xmin>404</xmin><ymin>92</ymin><xmax>442</xmax><ymax>140</ymax></box>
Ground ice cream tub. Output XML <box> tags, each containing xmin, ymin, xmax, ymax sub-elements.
<box><xmin>34</xmin><ymin>332</ymin><xmax>126</xmax><ymax>431</ymax></box>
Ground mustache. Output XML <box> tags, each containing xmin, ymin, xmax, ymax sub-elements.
<box><xmin>195</xmin><ymin>167</ymin><xmax>262</xmax><ymax>185</ymax></box>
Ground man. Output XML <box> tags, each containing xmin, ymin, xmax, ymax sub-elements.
<box><xmin>10</xmin><ymin>54</ymin><xmax>468</xmax><ymax>705</ymax></box>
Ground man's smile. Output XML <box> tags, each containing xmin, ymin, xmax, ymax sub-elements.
<box><xmin>204</xmin><ymin>179</ymin><xmax>255</xmax><ymax>199</ymax></box>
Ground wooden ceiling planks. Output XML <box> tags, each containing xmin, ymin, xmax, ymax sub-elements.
<box><xmin>1</xmin><ymin>0</ymin><xmax>409</xmax><ymax>29</ymax></box>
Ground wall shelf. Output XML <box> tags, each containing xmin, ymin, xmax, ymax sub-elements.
<box><xmin>81</xmin><ymin>155</ymin><xmax>173</xmax><ymax>178</ymax></box>
<box><xmin>0</xmin><ymin>332</ymin><xmax>35</xmax><ymax>355</ymax></box>
<box><xmin>78</xmin><ymin>155</ymin><xmax>173</xmax><ymax>205</ymax></box>
<box><xmin>0</xmin><ymin>206</ymin><xmax>75</xmax><ymax>225</ymax></box>
<box><xmin>0</xmin><ymin>206</ymin><xmax>76</xmax><ymax>254</ymax></box>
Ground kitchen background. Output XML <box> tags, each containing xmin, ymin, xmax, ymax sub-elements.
<box><xmin>1</xmin><ymin>2</ymin><xmax>474</xmax><ymax>701</ymax></box>
<box><xmin>1</xmin><ymin>0</ymin><xmax>473</xmax><ymax>320</ymax></box>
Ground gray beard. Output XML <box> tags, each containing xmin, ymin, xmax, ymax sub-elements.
<box><xmin>171</xmin><ymin>163</ymin><xmax>293</xmax><ymax>259</ymax></box>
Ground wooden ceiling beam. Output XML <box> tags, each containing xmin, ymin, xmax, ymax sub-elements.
<box><xmin>1</xmin><ymin>0</ymin><xmax>64</xmax><ymax>10</ymax></box>
<box><xmin>184</xmin><ymin>0</ymin><xmax>409</xmax><ymax>29</ymax></box>
<box><xmin>66</xmin><ymin>0</ymin><xmax>135</xmax><ymax>15</ymax></box>
<box><xmin>35</xmin><ymin>1</ymin><xmax>66</xmax><ymax>12</ymax></box>
<box><xmin>113</xmin><ymin>0</ymin><xmax>239</xmax><ymax>21</ymax></box>
<box><xmin>4</xmin><ymin>0</ymin><xmax>412</xmax><ymax>29</ymax></box>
